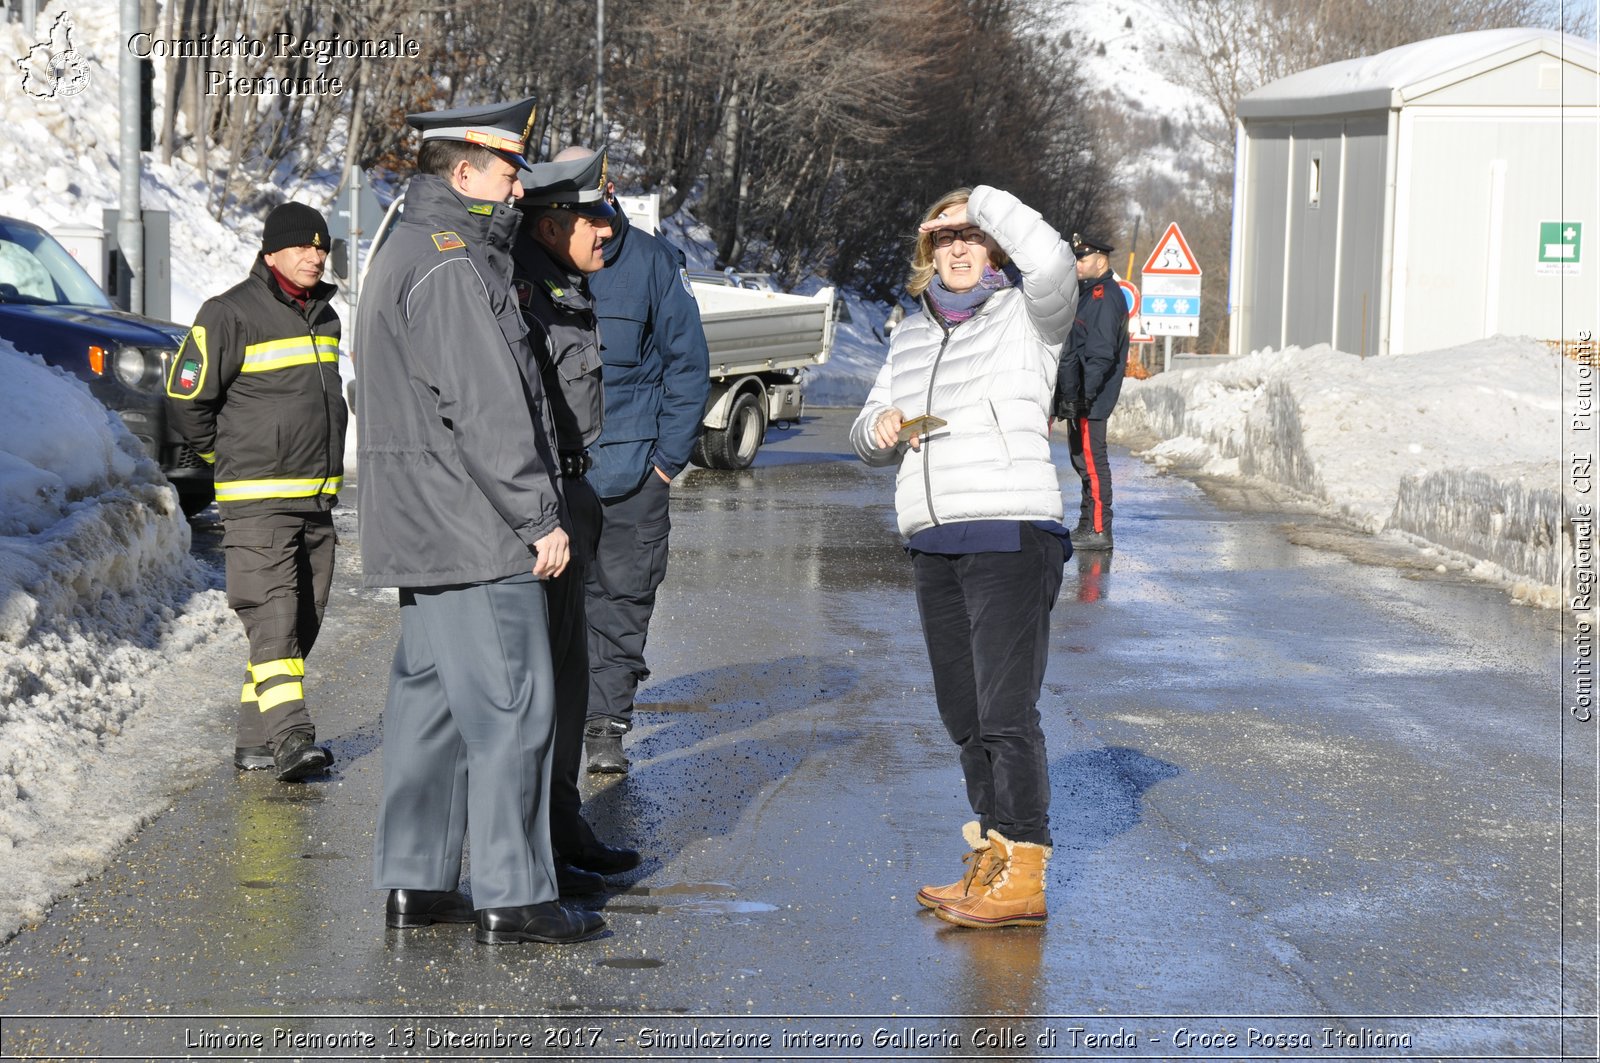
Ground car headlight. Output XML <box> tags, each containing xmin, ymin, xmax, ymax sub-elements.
<box><xmin>112</xmin><ymin>345</ymin><xmax>167</xmax><ymax>392</ymax></box>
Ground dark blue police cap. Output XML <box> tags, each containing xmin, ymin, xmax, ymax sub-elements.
<box><xmin>1071</xmin><ymin>232</ymin><xmax>1114</xmax><ymax>258</ymax></box>
<box><xmin>405</xmin><ymin>96</ymin><xmax>538</xmax><ymax>170</ymax></box>
<box><xmin>519</xmin><ymin>149</ymin><xmax>615</xmax><ymax>219</ymax></box>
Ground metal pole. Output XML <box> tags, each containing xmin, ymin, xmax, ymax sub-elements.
<box><xmin>346</xmin><ymin>83</ymin><xmax>363</xmax><ymax>310</ymax></box>
<box><xmin>22</xmin><ymin>0</ymin><xmax>37</xmax><ymax>36</ymax></box>
<box><xmin>1163</xmin><ymin>335</ymin><xmax>1172</xmax><ymax>374</ymax></box>
<box><xmin>118</xmin><ymin>0</ymin><xmax>143</xmax><ymax>313</ymax></box>
<box><xmin>594</xmin><ymin>0</ymin><xmax>605</xmax><ymax>146</ymax></box>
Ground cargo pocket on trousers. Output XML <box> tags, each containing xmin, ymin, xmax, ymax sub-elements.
<box><xmin>636</xmin><ymin>478</ymin><xmax>672</xmax><ymax>591</ymax></box>
<box><xmin>221</xmin><ymin>524</ymin><xmax>280</xmax><ymax>611</ymax></box>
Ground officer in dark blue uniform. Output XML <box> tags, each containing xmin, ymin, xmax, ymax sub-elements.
<box><xmin>1055</xmin><ymin>233</ymin><xmax>1129</xmax><ymax>551</ymax></box>
<box><xmin>581</xmin><ymin>167</ymin><xmax>711</xmax><ymax>773</ymax></box>
<box><xmin>511</xmin><ymin>147</ymin><xmax>642</xmax><ymax>890</ymax></box>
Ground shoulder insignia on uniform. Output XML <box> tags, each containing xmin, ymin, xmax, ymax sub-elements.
<box><xmin>1092</xmin><ymin>284</ymin><xmax>1105</xmax><ymax>300</ymax></box>
<box><xmin>514</xmin><ymin>278</ymin><xmax>534</xmax><ymax>307</ymax></box>
<box><xmin>680</xmin><ymin>268</ymin><xmax>695</xmax><ymax>298</ymax></box>
<box><xmin>165</xmin><ymin>325</ymin><xmax>207</xmax><ymax>399</ymax></box>
<box><xmin>432</xmin><ymin>231</ymin><xmax>466</xmax><ymax>252</ymax></box>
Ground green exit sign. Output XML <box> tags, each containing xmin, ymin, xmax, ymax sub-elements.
<box><xmin>1538</xmin><ymin>220</ymin><xmax>1582</xmax><ymax>273</ymax></box>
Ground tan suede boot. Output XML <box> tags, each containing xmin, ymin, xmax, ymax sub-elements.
<box><xmin>934</xmin><ymin>829</ymin><xmax>1049</xmax><ymax>928</ymax></box>
<box><xmin>916</xmin><ymin>822</ymin><xmax>993</xmax><ymax>909</ymax></box>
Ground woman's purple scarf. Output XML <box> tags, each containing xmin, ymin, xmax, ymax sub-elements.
<box><xmin>926</xmin><ymin>263</ymin><xmax>1020</xmax><ymax>326</ymax></box>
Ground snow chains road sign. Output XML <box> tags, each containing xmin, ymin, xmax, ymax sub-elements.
<box><xmin>1139</xmin><ymin>222</ymin><xmax>1202</xmax><ymax>337</ymax></box>
<box><xmin>1537</xmin><ymin>220</ymin><xmax>1582</xmax><ymax>275</ymax></box>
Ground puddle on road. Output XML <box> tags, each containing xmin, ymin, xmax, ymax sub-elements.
<box><xmin>262</xmin><ymin>790</ymin><xmax>325</xmax><ymax>805</ymax></box>
<box><xmin>635</xmin><ymin>701</ymin><xmax>712</xmax><ymax>713</ymax></box>
<box><xmin>613</xmin><ymin>883</ymin><xmax>779</xmax><ymax>918</ymax></box>
<box><xmin>630</xmin><ymin>882</ymin><xmax>736</xmax><ymax>896</ymax></box>
<box><xmin>599</xmin><ymin>957</ymin><xmax>666</xmax><ymax>970</ymax></box>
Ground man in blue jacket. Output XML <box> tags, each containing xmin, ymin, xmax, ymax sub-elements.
<box><xmin>582</xmin><ymin>175</ymin><xmax>711</xmax><ymax>774</ymax></box>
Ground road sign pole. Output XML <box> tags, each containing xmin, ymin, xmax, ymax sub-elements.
<box><xmin>1164</xmin><ymin>336</ymin><xmax>1172</xmax><ymax>374</ymax></box>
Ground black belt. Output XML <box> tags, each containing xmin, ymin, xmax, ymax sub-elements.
<box><xmin>559</xmin><ymin>451</ymin><xmax>592</xmax><ymax>478</ymax></box>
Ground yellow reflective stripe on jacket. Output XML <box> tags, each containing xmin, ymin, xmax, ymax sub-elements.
<box><xmin>199</xmin><ymin>451</ymin><xmax>216</xmax><ymax>464</ymax></box>
<box><xmin>213</xmin><ymin>476</ymin><xmax>343</xmax><ymax>503</ymax></box>
<box><xmin>240</xmin><ymin>680</ymin><xmax>258</xmax><ymax>704</ymax></box>
<box><xmin>250</xmin><ymin>658</ymin><xmax>306</xmax><ymax>683</ymax></box>
<box><xmin>240</xmin><ymin>334</ymin><xmax>340</xmax><ymax>373</ymax></box>
<box><xmin>257</xmin><ymin>681</ymin><xmax>304</xmax><ymax>713</ymax></box>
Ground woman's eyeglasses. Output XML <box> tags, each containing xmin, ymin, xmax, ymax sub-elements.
<box><xmin>931</xmin><ymin>228</ymin><xmax>987</xmax><ymax>249</ymax></box>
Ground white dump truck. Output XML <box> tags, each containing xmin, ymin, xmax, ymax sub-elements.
<box><xmin>685</xmin><ymin>271</ymin><xmax>836</xmax><ymax>468</ymax></box>
<box><xmin>355</xmin><ymin>190</ymin><xmax>836</xmax><ymax>471</ymax></box>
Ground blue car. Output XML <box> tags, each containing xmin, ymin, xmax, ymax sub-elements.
<box><xmin>0</xmin><ymin>215</ymin><xmax>213</xmax><ymax>515</ymax></box>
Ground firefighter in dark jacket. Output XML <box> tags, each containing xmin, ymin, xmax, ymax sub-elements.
<box><xmin>165</xmin><ymin>201</ymin><xmax>346</xmax><ymax>781</ymax></box>
<box><xmin>581</xmin><ymin>166</ymin><xmax>711</xmax><ymax>773</ymax></box>
<box><xmin>358</xmin><ymin>98</ymin><xmax>603</xmax><ymax>946</ymax></box>
<box><xmin>510</xmin><ymin>147</ymin><xmax>642</xmax><ymax>894</ymax></box>
<box><xmin>1054</xmin><ymin>233</ymin><xmax>1129</xmax><ymax>551</ymax></box>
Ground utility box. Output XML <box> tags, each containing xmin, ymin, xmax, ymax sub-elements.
<box><xmin>51</xmin><ymin>224</ymin><xmax>105</xmax><ymax>280</ymax></box>
<box><xmin>101</xmin><ymin>208</ymin><xmax>173</xmax><ymax>323</ymax></box>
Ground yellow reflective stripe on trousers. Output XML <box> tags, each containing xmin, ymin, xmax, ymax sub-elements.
<box><xmin>250</xmin><ymin>658</ymin><xmax>306</xmax><ymax>683</ymax></box>
<box><xmin>214</xmin><ymin>476</ymin><xmax>343</xmax><ymax>502</ymax></box>
<box><xmin>240</xmin><ymin>335</ymin><xmax>340</xmax><ymax>373</ymax></box>
<box><xmin>240</xmin><ymin>680</ymin><xmax>259</xmax><ymax>704</ymax></box>
<box><xmin>257</xmin><ymin>681</ymin><xmax>304</xmax><ymax>713</ymax></box>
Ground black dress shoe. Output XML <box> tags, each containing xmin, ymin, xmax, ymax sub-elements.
<box><xmin>234</xmin><ymin>746</ymin><xmax>274</xmax><ymax>771</ymax></box>
<box><xmin>565</xmin><ymin>841</ymin><xmax>642</xmax><ymax>876</ymax></box>
<box><xmin>1072</xmin><ymin>529</ymin><xmax>1114</xmax><ymax>551</ymax></box>
<box><xmin>387</xmin><ymin>888</ymin><xmax>474</xmax><ymax>928</ymax></box>
<box><xmin>556</xmin><ymin>863</ymin><xmax>606</xmax><ymax>897</ymax></box>
<box><xmin>584</xmin><ymin>732</ymin><xmax>630</xmax><ymax>774</ymax></box>
<box><xmin>275</xmin><ymin>732</ymin><xmax>333</xmax><ymax>781</ymax></box>
<box><xmin>475</xmin><ymin>902</ymin><xmax>606</xmax><ymax>944</ymax></box>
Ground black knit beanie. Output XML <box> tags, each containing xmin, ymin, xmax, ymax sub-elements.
<box><xmin>261</xmin><ymin>202</ymin><xmax>330</xmax><ymax>254</ymax></box>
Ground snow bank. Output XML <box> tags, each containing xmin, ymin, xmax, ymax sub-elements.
<box><xmin>0</xmin><ymin>347</ymin><xmax>232</xmax><ymax>936</ymax></box>
<box><xmin>801</xmin><ymin>290</ymin><xmax>893</xmax><ymax>409</ymax></box>
<box><xmin>1110</xmin><ymin>337</ymin><xmax>1574</xmax><ymax>606</ymax></box>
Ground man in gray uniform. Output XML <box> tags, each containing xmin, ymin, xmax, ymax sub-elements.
<box><xmin>357</xmin><ymin>97</ymin><xmax>603</xmax><ymax>945</ymax></box>
<box><xmin>511</xmin><ymin>147</ymin><xmax>642</xmax><ymax>893</ymax></box>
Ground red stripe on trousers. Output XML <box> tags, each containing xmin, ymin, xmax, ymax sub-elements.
<box><xmin>1081</xmin><ymin>418</ymin><xmax>1105</xmax><ymax>532</ymax></box>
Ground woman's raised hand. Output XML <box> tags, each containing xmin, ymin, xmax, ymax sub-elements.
<box><xmin>919</xmin><ymin>204</ymin><xmax>970</xmax><ymax>233</ymax></box>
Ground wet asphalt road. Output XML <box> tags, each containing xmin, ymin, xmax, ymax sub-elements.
<box><xmin>0</xmin><ymin>408</ymin><xmax>1593</xmax><ymax>1062</ymax></box>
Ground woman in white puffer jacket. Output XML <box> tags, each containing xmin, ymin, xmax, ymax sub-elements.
<box><xmin>852</xmin><ymin>184</ymin><xmax>1076</xmax><ymax>930</ymax></box>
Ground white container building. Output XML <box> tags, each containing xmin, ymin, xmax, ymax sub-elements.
<box><xmin>1229</xmin><ymin>28</ymin><xmax>1598</xmax><ymax>357</ymax></box>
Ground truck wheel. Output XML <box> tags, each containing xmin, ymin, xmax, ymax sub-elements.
<box><xmin>697</xmin><ymin>390</ymin><xmax>766</xmax><ymax>470</ymax></box>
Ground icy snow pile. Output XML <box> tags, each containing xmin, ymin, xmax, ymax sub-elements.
<box><xmin>0</xmin><ymin>346</ymin><xmax>232</xmax><ymax>937</ymax></box>
<box><xmin>1111</xmin><ymin>337</ymin><xmax>1574</xmax><ymax>606</ymax></box>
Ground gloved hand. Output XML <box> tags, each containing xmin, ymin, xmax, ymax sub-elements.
<box><xmin>1053</xmin><ymin>396</ymin><xmax>1083</xmax><ymax>421</ymax></box>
